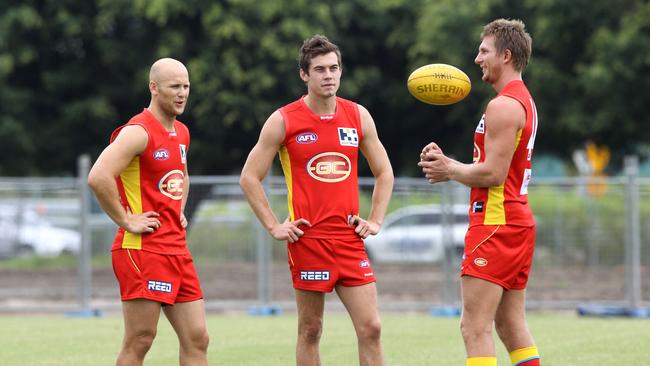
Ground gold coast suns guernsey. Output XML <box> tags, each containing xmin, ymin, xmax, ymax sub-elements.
<box><xmin>279</xmin><ymin>97</ymin><xmax>362</xmax><ymax>239</ymax></box>
<box><xmin>110</xmin><ymin>109</ymin><xmax>190</xmax><ymax>255</ymax></box>
<box><xmin>470</xmin><ymin>80</ymin><xmax>538</xmax><ymax>227</ymax></box>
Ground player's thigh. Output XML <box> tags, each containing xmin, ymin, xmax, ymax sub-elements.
<box><xmin>122</xmin><ymin>299</ymin><xmax>162</xmax><ymax>336</ymax></box>
<box><xmin>335</xmin><ymin>282</ymin><xmax>380</xmax><ymax>326</ymax></box>
<box><xmin>295</xmin><ymin>289</ymin><xmax>325</xmax><ymax>325</ymax></box>
<box><xmin>163</xmin><ymin>299</ymin><xmax>208</xmax><ymax>342</ymax></box>
<box><xmin>461</xmin><ymin>276</ymin><xmax>503</xmax><ymax>323</ymax></box>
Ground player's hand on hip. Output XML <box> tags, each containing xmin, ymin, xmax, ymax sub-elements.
<box><xmin>180</xmin><ymin>212</ymin><xmax>188</xmax><ymax>229</ymax></box>
<box><xmin>351</xmin><ymin>215</ymin><xmax>380</xmax><ymax>239</ymax></box>
<box><xmin>123</xmin><ymin>207</ymin><xmax>161</xmax><ymax>234</ymax></box>
<box><xmin>271</xmin><ymin>218</ymin><xmax>311</xmax><ymax>243</ymax></box>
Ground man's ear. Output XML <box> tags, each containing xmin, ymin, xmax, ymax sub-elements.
<box><xmin>502</xmin><ymin>49</ymin><xmax>513</xmax><ymax>65</ymax></box>
<box><xmin>149</xmin><ymin>80</ymin><xmax>157</xmax><ymax>95</ymax></box>
<box><xmin>299</xmin><ymin>69</ymin><xmax>309</xmax><ymax>83</ymax></box>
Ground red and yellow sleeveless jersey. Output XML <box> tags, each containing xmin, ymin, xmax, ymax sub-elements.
<box><xmin>110</xmin><ymin>108</ymin><xmax>190</xmax><ymax>255</ymax></box>
<box><xmin>469</xmin><ymin>80</ymin><xmax>538</xmax><ymax>227</ymax></box>
<box><xmin>279</xmin><ymin>97</ymin><xmax>362</xmax><ymax>239</ymax></box>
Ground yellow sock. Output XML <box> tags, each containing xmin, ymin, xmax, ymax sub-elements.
<box><xmin>466</xmin><ymin>356</ymin><xmax>497</xmax><ymax>366</ymax></box>
<box><xmin>509</xmin><ymin>346</ymin><xmax>540</xmax><ymax>365</ymax></box>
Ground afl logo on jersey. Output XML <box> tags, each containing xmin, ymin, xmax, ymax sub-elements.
<box><xmin>153</xmin><ymin>149</ymin><xmax>170</xmax><ymax>160</ymax></box>
<box><xmin>296</xmin><ymin>132</ymin><xmax>318</xmax><ymax>144</ymax></box>
<box><xmin>158</xmin><ymin>170</ymin><xmax>184</xmax><ymax>200</ymax></box>
<box><xmin>306</xmin><ymin>152</ymin><xmax>351</xmax><ymax>183</ymax></box>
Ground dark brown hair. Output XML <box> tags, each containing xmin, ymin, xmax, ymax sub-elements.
<box><xmin>298</xmin><ymin>34</ymin><xmax>342</xmax><ymax>74</ymax></box>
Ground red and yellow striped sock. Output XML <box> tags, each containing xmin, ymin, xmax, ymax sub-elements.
<box><xmin>509</xmin><ymin>346</ymin><xmax>540</xmax><ymax>365</ymax></box>
<box><xmin>466</xmin><ymin>357</ymin><xmax>497</xmax><ymax>366</ymax></box>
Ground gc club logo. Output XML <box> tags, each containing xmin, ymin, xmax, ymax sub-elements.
<box><xmin>158</xmin><ymin>169</ymin><xmax>184</xmax><ymax>200</ymax></box>
<box><xmin>306</xmin><ymin>152</ymin><xmax>351</xmax><ymax>183</ymax></box>
<box><xmin>474</xmin><ymin>258</ymin><xmax>488</xmax><ymax>267</ymax></box>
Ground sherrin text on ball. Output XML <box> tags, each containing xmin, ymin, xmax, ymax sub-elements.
<box><xmin>407</xmin><ymin>63</ymin><xmax>471</xmax><ymax>105</ymax></box>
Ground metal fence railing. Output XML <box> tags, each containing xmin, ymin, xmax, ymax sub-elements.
<box><xmin>0</xmin><ymin>156</ymin><xmax>648</xmax><ymax>313</ymax></box>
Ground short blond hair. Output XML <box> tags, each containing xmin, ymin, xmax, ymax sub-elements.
<box><xmin>481</xmin><ymin>19</ymin><xmax>532</xmax><ymax>72</ymax></box>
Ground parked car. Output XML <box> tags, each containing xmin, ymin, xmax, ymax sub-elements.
<box><xmin>0</xmin><ymin>205</ymin><xmax>81</xmax><ymax>257</ymax></box>
<box><xmin>0</xmin><ymin>235</ymin><xmax>17</xmax><ymax>259</ymax></box>
<box><xmin>364</xmin><ymin>204</ymin><xmax>469</xmax><ymax>263</ymax></box>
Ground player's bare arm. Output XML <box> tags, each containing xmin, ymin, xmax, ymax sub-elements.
<box><xmin>87</xmin><ymin>125</ymin><xmax>161</xmax><ymax>233</ymax></box>
<box><xmin>419</xmin><ymin>96</ymin><xmax>524</xmax><ymax>187</ymax></box>
<box><xmin>239</xmin><ymin>111</ymin><xmax>311</xmax><ymax>243</ymax></box>
<box><xmin>353</xmin><ymin>105</ymin><xmax>394</xmax><ymax>239</ymax></box>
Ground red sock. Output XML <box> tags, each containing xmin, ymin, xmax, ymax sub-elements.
<box><xmin>517</xmin><ymin>359</ymin><xmax>540</xmax><ymax>366</ymax></box>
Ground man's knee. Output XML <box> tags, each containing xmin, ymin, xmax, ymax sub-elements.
<box><xmin>298</xmin><ymin>319</ymin><xmax>323</xmax><ymax>344</ymax></box>
<box><xmin>357</xmin><ymin>318</ymin><xmax>382</xmax><ymax>342</ymax></box>
<box><xmin>460</xmin><ymin>317</ymin><xmax>492</xmax><ymax>343</ymax></box>
<box><xmin>125</xmin><ymin>328</ymin><xmax>157</xmax><ymax>355</ymax></box>
<box><xmin>495</xmin><ymin>318</ymin><xmax>514</xmax><ymax>339</ymax></box>
<box><xmin>495</xmin><ymin>318</ymin><xmax>530</xmax><ymax>345</ymax></box>
<box><xmin>189</xmin><ymin>328</ymin><xmax>210</xmax><ymax>352</ymax></box>
<box><xmin>175</xmin><ymin>323</ymin><xmax>210</xmax><ymax>354</ymax></box>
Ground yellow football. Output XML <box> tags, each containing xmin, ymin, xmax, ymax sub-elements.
<box><xmin>407</xmin><ymin>63</ymin><xmax>471</xmax><ymax>105</ymax></box>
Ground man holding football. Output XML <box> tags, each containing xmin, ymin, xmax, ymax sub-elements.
<box><xmin>419</xmin><ymin>19</ymin><xmax>541</xmax><ymax>366</ymax></box>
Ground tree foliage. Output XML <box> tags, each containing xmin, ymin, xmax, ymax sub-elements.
<box><xmin>0</xmin><ymin>0</ymin><xmax>647</xmax><ymax>176</ymax></box>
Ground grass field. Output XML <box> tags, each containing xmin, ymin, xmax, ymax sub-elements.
<box><xmin>2</xmin><ymin>311</ymin><xmax>647</xmax><ymax>365</ymax></box>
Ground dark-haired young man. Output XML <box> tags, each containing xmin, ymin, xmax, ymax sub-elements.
<box><xmin>240</xmin><ymin>35</ymin><xmax>394</xmax><ymax>366</ymax></box>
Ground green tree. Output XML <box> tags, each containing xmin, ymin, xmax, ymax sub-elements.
<box><xmin>573</xmin><ymin>0</ymin><xmax>650</xmax><ymax>167</ymax></box>
<box><xmin>0</xmin><ymin>0</ymin><xmax>648</xmax><ymax>176</ymax></box>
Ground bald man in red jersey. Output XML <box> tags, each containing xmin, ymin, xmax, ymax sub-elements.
<box><xmin>240</xmin><ymin>35</ymin><xmax>394</xmax><ymax>366</ymax></box>
<box><xmin>88</xmin><ymin>58</ymin><xmax>209</xmax><ymax>366</ymax></box>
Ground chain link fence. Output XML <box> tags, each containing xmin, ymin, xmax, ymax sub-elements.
<box><xmin>0</xmin><ymin>156</ymin><xmax>648</xmax><ymax>313</ymax></box>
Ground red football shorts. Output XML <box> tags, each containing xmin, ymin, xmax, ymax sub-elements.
<box><xmin>461</xmin><ymin>225</ymin><xmax>536</xmax><ymax>290</ymax></box>
<box><xmin>112</xmin><ymin>248</ymin><xmax>203</xmax><ymax>305</ymax></box>
<box><xmin>287</xmin><ymin>237</ymin><xmax>376</xmax><ymax>292</ymax></box>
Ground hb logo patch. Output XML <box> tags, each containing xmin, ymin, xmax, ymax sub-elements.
<box><xmin>338</xmin><ymin>128</ymin><xmax>358</xmax><ymax>147</ymax></box>
<box><xmin>475</xmin><ymin>115</ymin><xmax>485</xmax><ymax>134</ymax></box>
<box><xmin>179</xmin><ymin>144</ymin><xmax>187</xmax><ymax>164</ymax></box>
